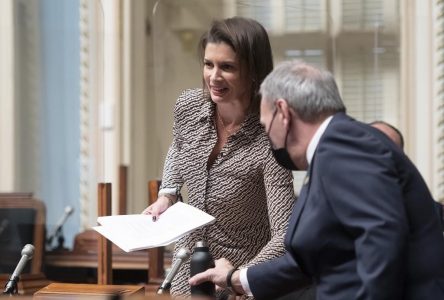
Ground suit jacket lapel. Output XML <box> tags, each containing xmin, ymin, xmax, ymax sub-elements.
<box><xmin>285</xmin><ymin>170</ymin><xmax>312</xmax><ymax>246</ymax></box>
<box><xmin>284</xmin><ymin>114</ymin><xmax>345</xmax><ymax>247</ymax></box>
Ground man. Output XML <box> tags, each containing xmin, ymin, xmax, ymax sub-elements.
<box><xmin>370</xmin><ymin>120</ymin><xmax>444</xmax><ymax>231</ymax></box>
<box><xmin>370</xmin><ymin>120</ymin><xmax>404</xmax><ymax>149</ymax></box>
<box><xmin>189</xmin><ymin>60</ymin><xmax>444</xmax><ymax>299</ymax></box>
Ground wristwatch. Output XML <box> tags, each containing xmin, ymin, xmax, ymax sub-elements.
<box><xmin>226</xmin><ymin>268</ymin><xmax>242</xmax><ymax>296</ymax></box>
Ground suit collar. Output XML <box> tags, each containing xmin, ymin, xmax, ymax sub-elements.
<box><xmin>306</xmin><ymin>115</ymin><xmax>333</xmax><ymax>165</ymax></box>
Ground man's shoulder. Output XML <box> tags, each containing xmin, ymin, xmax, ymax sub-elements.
<box><xmin>324</xmin><ymin>113</ymin><xmax>383</xmax><ymax>143</ymax></box>
<box><xmin>315</xmin><ymin>113</ymin><xmax>391</xmax><ymax>166</ymax></box>
<box><xmin>327</xmin><ymin>113</ymin><xmax>363</xmax><ymax>131</ymax></box>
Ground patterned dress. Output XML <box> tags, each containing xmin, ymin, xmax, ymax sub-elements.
<box><xmin>161</xmin><ymin>89</ymin><xmax>295</xmax><ymax>298</ymax></box>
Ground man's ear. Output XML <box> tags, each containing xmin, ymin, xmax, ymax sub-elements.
<box><xmin>275</xmin><ymin>99</ymin><xmax>291</xmax><ymax>127</ymax></box>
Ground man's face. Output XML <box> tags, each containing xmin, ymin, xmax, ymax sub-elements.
<box><xmin>260</xmin><ymin>98</ymin><xmax>287</xmax><ymax>149</ymax></box>
<box><xmin>260</xmin><ymin>97</ymin><xmax>310</xmax><ymax>170</ymax></box>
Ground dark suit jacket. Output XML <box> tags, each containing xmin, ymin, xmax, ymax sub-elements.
<box><xmin>248</xmin><ymin>113</ymin><xmax>444</xmax><ymax>300</ymax></box>
<box><xmin>434</xmin><ymin>201</ymin><xmax>444</xmax><ymax>231</ymax></box>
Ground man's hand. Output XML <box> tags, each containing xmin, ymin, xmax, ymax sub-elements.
<box><xmin>189</xmin><ymin>258</ymin><xmax>245</xmax><ymax>296</ymax></box>
<box><xmin>189</xmin><ymin>258</ymin><xmax>233</xmax><ymax>288</ymax></box>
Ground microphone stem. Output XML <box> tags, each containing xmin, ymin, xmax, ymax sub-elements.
<box><xmin>157</xmin><ymin>279</ymin><xmax>172</xmax><ymax>293</ymax></box>
<box><xmin>157</xmin><ymin>282</ymin><xmax>171</xmax><ymax>294</ymax></box>
<box><xmin>3</xmin><ymin>275</ymin><xmax>19</xmax><ymax>295</ymax></box>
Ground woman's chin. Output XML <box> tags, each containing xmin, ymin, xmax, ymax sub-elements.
<box><xmin>210</xmin><ymin>94</ymin><xmax>227</xmax><ymax>103</ymax></box>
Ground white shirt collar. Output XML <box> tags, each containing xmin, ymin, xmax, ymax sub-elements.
<box><xmin>306</xmin><ymin>115</ymin><xmax>333</xmax><ymax>165</ymax></box>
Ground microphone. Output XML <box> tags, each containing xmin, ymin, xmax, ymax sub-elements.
<box><xmin>47</xmin><ymin>206</ymin><xmax>74</xmax><ymax>244</ymax></box>
<box><xmin>3</xmin><ymin>244</ymin><xmax>35</xmax><ymax>294</ymax></box>
<box><xmin>157</xmin><ymin>247</ymin><xmax>191</xmax><ymax>294</ymax></box>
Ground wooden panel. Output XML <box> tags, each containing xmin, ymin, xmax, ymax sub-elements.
<box><xmin>0</xmin><ymin>273</ymin><xmax>50</xmax><ymax>295</ymax></box>
<box><xmin>97</xmin><ymin>183</ymin><xmax>112</xmax><ymax>285</ymax></box>
<box><xmin>118</xmin><ymin>165</ymin><xmax>128</xmax><ymax>215</ymax></box>
<box><xmin>45</xmin><ymin>236</ymin><xmax>172</xmax><ymax>270</ymax></box>
<box><xmin>34</xmin><ymin>283</ymin><xmax>144</xmax><ymax>299</ymax></box>
<box><xmin>44</xmin><ymin>229</ymin><xmax>173</xmax><ymax>284</ymax></box>
<box><xmin>0</xmin><ymin>193</ymin><xmax>45</xmax><ymax>274</ymax></box>
<box><xmin>147</xmin><ymin>180</ymin><xmax>164</xmax><ymax>283</ymax></box>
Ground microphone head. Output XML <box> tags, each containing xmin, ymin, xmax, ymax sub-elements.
<box><xmin>176</xmin><ymin>247</ymin><xmax>191</xmax><ymax>260</ymax></box>
<box><xmin>22</xmin><ymin>244</ymin><xmax>34</xmax><ymax>259</ymax></box>
<box><xmin>65</xmin><ymin>206</ymin><xmax>74</xmax><ymax>215</ymax></box>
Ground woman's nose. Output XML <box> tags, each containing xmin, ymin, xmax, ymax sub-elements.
<box><xmin>210</xmin><ymin>67</ymin><xmax>221</xmax><ymax>81</ymax></box>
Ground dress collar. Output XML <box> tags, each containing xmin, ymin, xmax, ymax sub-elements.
<box><xmin>198</xmin><ymin>95</ymin><xmax>262</xmax><ymax>142</ymax></box>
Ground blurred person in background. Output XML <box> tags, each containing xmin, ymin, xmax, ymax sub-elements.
<box><xmin>370</xmin><ymin>120</ymin><xmax>444</xmax><ymax>231</ymax></box>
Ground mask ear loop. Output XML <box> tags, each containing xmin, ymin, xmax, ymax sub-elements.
<box><xmin>278</xmin><ymin>100</ymin><xmax>293</xmax><ymax>150</ymax></box>
<box><xmin>267</xmin><ymin>109</ymin><xmax>278</xmax><ymax>133</ymax></box>
<box><xmin>266</xmin><ymin>108</ymin><xmax>278</xmax><ymax>147</ymax></box>
<box><xmin>283</xmin><ymin>109</ymin><xmax>292</xmax><ymax>149</ymax></box>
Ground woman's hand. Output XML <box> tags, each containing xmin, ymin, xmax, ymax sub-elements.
<box><xmin>141</xmin><ymin>195</ymin><xmax>175</xmax><ymax>220</ymax></box>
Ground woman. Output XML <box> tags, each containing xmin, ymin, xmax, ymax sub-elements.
<box><xmin>143</xmin><ymin>17</ymin><xmax>295</xmax><ymax>298</ymax></box>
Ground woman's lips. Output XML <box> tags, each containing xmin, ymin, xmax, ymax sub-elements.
<box><xmin>211</xmin><ymin>86</ymin><xmax>228</xmax><ymax>96</ymax></box>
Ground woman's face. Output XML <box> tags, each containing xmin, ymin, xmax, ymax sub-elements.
<box><xmin>203</xmin><ymin>42</ymin><xmax>250</xmax><ymax>105</ymax></box>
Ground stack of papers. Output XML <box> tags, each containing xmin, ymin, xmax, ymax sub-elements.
<box><xmin>93</xmin><ymin>202</ymin><xmax>215</xmax><ymax>252</ymax></box>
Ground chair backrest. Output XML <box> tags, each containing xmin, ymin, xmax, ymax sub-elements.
<box><xmin>118</xmin><ymin>165</ymin><xmax>128</xmax><ymax>215</ymax></box>
<box><xmin>97</xmin><ymin>183</ymin><xmax>112</xmax><ymax>285</ymax></box>
<box><xmin>0</xmin><ymin>193</ymin><xmax>45</xmax><ymax>274</ymax></box>
<box><xmin>147</xmin><ymin>180</ymin><xmax>165</xmax><ymax>284</ymax></box>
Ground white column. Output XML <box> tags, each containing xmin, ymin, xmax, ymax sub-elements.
<box><xmin>400</xmin><ymin>0</ymin><xmax>434</xmax><ymax>188</ymax></box>
<box><xmin>433</xmin><ymin>0</ymin><xmax>444</xmax><ymax>201</ymax></box>
<box><xmin>123</xmin><ymin>0</ymin><xmax>151</xmax><ymax>214</ymax></box>
<box><xmin>100</xmin><ymin>0</ymin><xmax>122</xmax><ymax>214</ymax></box>
<box><xmin>412</xmin><ymin>0</ymin><xmax>434</xmax><ymax>187</ymax></box>
<box><xmin>0</xmin><ymin>0</ymin><xmax>15</xmax><ymax>191</ymax></box>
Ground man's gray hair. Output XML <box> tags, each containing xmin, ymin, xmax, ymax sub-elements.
<box><xmin>260</xmin><ymin>60</ymin><xmax>346</xmax><ymax>122</ymax></box>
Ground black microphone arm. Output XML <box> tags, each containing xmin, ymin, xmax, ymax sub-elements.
<box><xmin>47</xmin><ymin>206</ymin><xmax>74</xmax><ymax>244</ymax></box>
<box><xmin>3</xmin><ymin>244</ymin><xmax>35</xmax><ymax>295</ymax></box>
<box><xmin>157</xmin><ymin>247</ymin><xmax>191</xmax><ymax>294</ymax></box>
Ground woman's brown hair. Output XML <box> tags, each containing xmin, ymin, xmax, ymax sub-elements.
<box><xmin>198</xmin><ymin>17</ymin><xmax>273</xmax><ymax>113</ymax></box>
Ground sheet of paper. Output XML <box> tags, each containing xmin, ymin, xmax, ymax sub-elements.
<box><xmin>93</xmin><ymin>202</ymin><xmax>215</xmax><ymax>252</ymax></box>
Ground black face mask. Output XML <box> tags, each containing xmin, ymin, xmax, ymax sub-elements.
<box><xmin>266</xmin><ymin>109</ymin><xmax>299</xmax><ymax>171</ymax></box>
<box><xmin>272</xmin><ymin>148</ymin><xmax>299</xmax><ymax>171</ymax></box>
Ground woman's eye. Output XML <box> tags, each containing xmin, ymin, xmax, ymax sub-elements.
<box><xmin>221</xmin><ymin>65</ymin><xmax>234</xmax><ymax>71</ymax></box>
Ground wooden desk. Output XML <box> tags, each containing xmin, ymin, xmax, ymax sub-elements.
<box><xmin>34</xmin><ymin>283</ymin><xmax>145</xmax><ymax>299</ymax></box>
<box><xmin>44</xmin><ymin>229</ymin><xmax>171</xmax><ymax>285</ymax></box>
<box><xmin>44</xmin><ymin>249</ymin><xmax>172</xmax><ymax>285</ymax></box>
<box><xmin>0</xmin><ymin>273</ymin><xmax>50</xmax><ymax>295</ymax></box>
<box><xmin>45</xmin><ymin>250</ymin><xmax>155</xmax><ymax>270</ymax></box>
